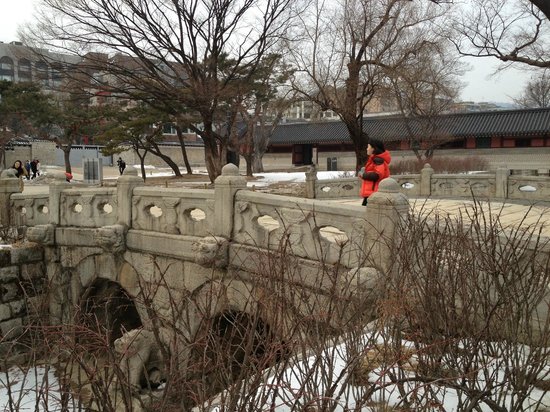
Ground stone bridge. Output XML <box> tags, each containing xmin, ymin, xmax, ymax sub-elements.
<box><xmin>3</xmin><ymin>163</ymin><xmax>550</xmax><ymax>409</ymax></box>
<box><xmin>0</xmin><ymin>164</ymin><xmax>409</xmax><ymax>396</ymax></box>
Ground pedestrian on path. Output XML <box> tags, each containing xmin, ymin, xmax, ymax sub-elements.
<box><xmin>117</xmin><ymin>157</ymin><xmax>126</xmax><ymax>175</ymax></box>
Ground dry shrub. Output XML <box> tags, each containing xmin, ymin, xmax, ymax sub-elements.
<box><xmin>378</xmin><ymin>200</ymin><xmax>550</xmax><ymax>411</ymax></box>
<box><xmin>4</xmin><ymin>202</ymin><xmax>550</xmax><ymax>412</ymax></box>
<box><xmin>391</xmin><ymin>155</ymin><xmax>489</xmax><ymax>174</ymax></box>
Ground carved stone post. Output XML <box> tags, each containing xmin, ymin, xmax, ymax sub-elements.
<box><xmin>48</xmin><ymin>171</ymin><xmax>70</xmax><ymax>225</ymax></box>
<box><xmin>305</xmin><ymin>165</ymin><xmax>317</xmax><ymax>199</ymax></box>
<box><xmin>420</xmin><ymin>163</ymin><xmax>433</xmax><ymax>197</ymax></box>
<box><xmin>365</xmin><ymin>178</ymin><xmax>409</xmax><ymax>273</ymax></box>
<box><xmin>116</xmin><ymin>166</ymin><xmax>143</xmax><ymax>228</ymax></box>
<box><xmin>214</xmin><ymin>163</ymin><xmax>247</xmax><ymax>238</ymax></box>
<box><xmin>495</xmin><ymin>165</ymin><xmax>509</xmax><ymax>200</ymax></box>
<box><xmin>0</xmin><ymin>170</ymin><xmax>22</xmax><ymax>228</ymax></box>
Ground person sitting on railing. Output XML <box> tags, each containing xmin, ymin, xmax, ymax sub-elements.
<box><xmin>358</xmin><ymin>139</ymin><xmax>391</xmax><ymax>206</ymax></box>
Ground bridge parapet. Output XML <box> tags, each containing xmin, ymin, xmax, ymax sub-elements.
<box><xmin>234</xmin><ymin>190</ymin><xmax>368</xmax><ymax>267</ymax></box>
<box><xmin>309</xmin><ymin>164</ymin><xmax>550</xmax><ymax>202</ymax></box>
<box><xmin>131</xmin><ymin>187</ymin><xmax>214</xmax><ymax>236</ymax></box>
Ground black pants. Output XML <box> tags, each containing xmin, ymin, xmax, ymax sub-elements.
<box><xmin>362</xmin><ymin>197</ymin><xmax>368</xmax><ymax>206</ymax></box>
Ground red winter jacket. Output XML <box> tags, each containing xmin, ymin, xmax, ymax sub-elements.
<box><xmin>359</xmin><ymin>150</ymin><xmax>391</xmax><ymax>198</ymax></box>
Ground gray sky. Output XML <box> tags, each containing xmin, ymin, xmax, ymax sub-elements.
<box><xmin>0</xmin><ymin>0</ymin><xmax>534</xmax><ymax>104</ymax></box>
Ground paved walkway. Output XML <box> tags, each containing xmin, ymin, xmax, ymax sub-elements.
<box><xmin>337</xmin><ymin>197</ymin><xmax>550</xmax><ymax>238</ymax></box>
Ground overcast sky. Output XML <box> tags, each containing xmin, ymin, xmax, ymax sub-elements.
<box><xmin>0</xmin><ymin>0</ymin><xmax>535</xmax><ymax>105</ymax></box>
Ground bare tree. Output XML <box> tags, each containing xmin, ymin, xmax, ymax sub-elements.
<box><xmin>514</xmin><ymin>69</ymin><xmax>550</xmax><ymax>107</ymax></box>
<box><xmin>234</xmin><ymin>54</ymin><xmax>295</xmax><ymax>175</ymax></box>
<box><xmin>287</xmin><ymin>0</ymin><xmax>451</xmax><ymax>170</ymax></box>
<box><xmin>389</xmin><ymin>41</ymin><xmax>465</xmax><ymax>161</ymax></box>
<box><xmin>452</xmin><ymin>0</ymin><xmax>550</xmax><ymax>69</ymax></box>
<box><xmin>23</xmin><ymin>0</ymin><xmax>299</xmax><ymax>182</ymax></box>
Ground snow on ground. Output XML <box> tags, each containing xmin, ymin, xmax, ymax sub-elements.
<box><xmin>0</xmin><ymin>366</ymin><xmax>76</xmax><ymax>411</ymax></box>
<box><xmin>4</xmin><ymin>331</ymin><xmax>550</xmax><ymax>411</ymax></box>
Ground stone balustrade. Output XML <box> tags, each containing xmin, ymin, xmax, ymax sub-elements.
<box><xmin>0</xmin><ymin>164</ymin><xmax>408</xmax><ymax>274</ymax></box>
<box><xmin>308</xmin><ymin>164</ymin><xmax>550</xmax><ymax>201</ymax></box>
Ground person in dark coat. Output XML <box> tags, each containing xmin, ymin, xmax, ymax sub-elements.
<box><xmin>24</xmin><ymin>160</ymin><xmax>31</xmax><ymax>180</ymax></box>
<box><xmin>30</xmin><ymin>159</ymin><xmax>38</xmax><ymax>179</ymax></box>
<box><xmin>117</xmin><ymin>157</ymin><xmax>126</xmax><ymax>175</ymax></box>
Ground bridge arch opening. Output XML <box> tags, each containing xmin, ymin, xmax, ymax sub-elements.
<box><xmin>190</xmin><ymin>309</ymin><xmax>288</xmax><ymax>400</ymax></box>
<box><xmin>80</xmin><ymin>278</ymin><xmax>143</xmax><ymax>345</ymax></box>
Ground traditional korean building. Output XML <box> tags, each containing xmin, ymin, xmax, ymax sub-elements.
<box><xmin>268</xmin><ymin>107</ymin><xmax>550</xmax><ymax>166</ymax></box>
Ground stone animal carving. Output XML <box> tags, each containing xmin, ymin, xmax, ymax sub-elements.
<box><xmin>94</xmin><ymin>224</ymin><xmax>126</xmax><ymax>253</ymax></box>
<box><xmin>193</xmin><ymin>236</ymin><xmax>229</xmax><ymax>268</ymax></box>
<box><xmin>114</xmin><ymin>328</ymin><xmax>164</xmax><ymax>390</ymax></box>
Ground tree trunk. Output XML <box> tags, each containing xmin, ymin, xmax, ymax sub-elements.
<box><xmin>62</xmin><ymin>145</ymin><xmax>72</xmax><ymax>174</ymax></box>
<box><xmin>147</xmin><ymin>141</ymin><xmax>182</xmax><ymax>177</ymax></box>
<box><xmin>0</xmin><ymin>148</ymin><xmax>5</xmax><ymax>170</ymax></box>
<box><xmin>176</xmin><ymin>126</ymin><xmax>193</xmax><ymax>175</ymax></box>
<box><xmin>137</xmin><ymin>151</ymin><xmax>147</xmax><ymax>181</ymax></box>
<box><xmin>252</xmin><ymin>155</ymin><xmax>264</xmax><ymax>173</ymax></box>
<box><xmin>243</xmin><ymin>153</ymin><xmax>253</xmax><ymax>176</ymax></box>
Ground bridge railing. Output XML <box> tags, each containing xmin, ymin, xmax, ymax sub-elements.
<box><xmin>0</xmin><ymin>165</ymin><xmax>409</xmax><ymax>272</ymax></box>
<box><xmin>131</xmin><ymin>187</ymin><xmax>214</xmax><ymax>236</ymax></box>
<box><xmin>307</xmin><ymin>164</ymin><xmax>550</xmax><ymax>202</ymax></box>
<box><xmin>233</xmin><ymin>190</ymin><xmax>369</xmax><ymax>267</ymax></box>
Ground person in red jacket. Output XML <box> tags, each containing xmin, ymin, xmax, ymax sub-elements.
<box><xmin>358</xmin><ymin>139</ymin><xmax>391</xmax><ymax>206</ymax></box>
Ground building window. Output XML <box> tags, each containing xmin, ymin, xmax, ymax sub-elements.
<box><xmin>18</xmin><ymin>59</ymin><xmax>32</xmax><ymax>82</ymax></box>
<box><xmin>52</xmin><ymin>64</ymin><xmax>63</xmax><ymax>87</ymax></box>
<box><xmin>35</xmin><ymin>61</ymin><xmax>50</xmax><ymax>86</ymax></box>
<box><xmin>163</xmin><ymin>123</ymin><xmax>177</xmax><ymax>134</ymax></box>
<box><xmin>0</xmin><ymin>56</ymin><xmax>15</xmax><ymax>81</ymax></box>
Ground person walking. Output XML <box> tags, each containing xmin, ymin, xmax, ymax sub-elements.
<box><xmin>358</xmin><ymin>139</ymin><xmax>391</xmax><ymax>206</ymax></box>
<box><xmin>24</xmin><ymin>160</ymin><xmax>31</xmax><ymax>180</ymax></box>
<box><xmin>30</xmin><ymin>159</ymin><xmax>38</xmax><ymax>179</ymax></box>
<box><xmin>117</xmin><ymin>157</ymin><xmax>126</xmax><ymax>175</ymax></box>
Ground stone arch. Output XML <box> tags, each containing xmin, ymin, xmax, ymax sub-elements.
<box><xmin>0</xmin><ymin>56</ymin><xmax>14</xmax><ymax>81</ymax></box>
<box><xmin>187</xmin><ymin>279</ymin><xmax>289</xmax><ymax>399</ymax></box>
<box><xmin>80</xmin><ymin>278</ymin><xmax>143</xmax><ymax>345</ymax></box>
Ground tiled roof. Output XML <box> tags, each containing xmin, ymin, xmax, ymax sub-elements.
<box><xmin>269</xmin><ymin>108</ymin><xmax>550</xmax><ymax>144</ymax></box>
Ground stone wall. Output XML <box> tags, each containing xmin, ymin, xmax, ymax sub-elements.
<box><xmin>0</xmin><ymin>243</ymin><xmax>46</xmax><ymax>366</ymax></box>
<box><xmin>5</xmin><ymin>142</ymin><xmax>550</xmax><ymax>173</ymax></box>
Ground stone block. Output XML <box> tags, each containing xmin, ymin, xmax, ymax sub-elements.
<box><xmin>20</xmin><ymin>262</ymin><xmax>46</xmax><ymax>281</ymax></box>
<box><xmin>0</xmin><ymin>318</ymin><xmax>24</xmax><ymax>340</ymax></box>
<box><xmin>9</xmin><ymin>300</ymin><xmax>26</xmax><ymax>318</ymax></box>
<box><xmin>10</xmin><ymin>244</ymin><xmax>43</xmax><ymax>264</ymax></box>
<box><xmin>0</xmin><ymin>266</ymin><xmax>18</xmax><ymax>282</ymax></box>
<box><xmin>0</xmin><ymin>248</ymin><xmax>11</xmax><ymax>267</ymax></box>
<box><xmin>0</xmin><ymin>303</ymin><xmax>11</xmax><ymax>322</ymax></box>
<box><xmin>1</xmin><ymin>283</ymin><xmax>20</xmax><ymax>303</ymax></box>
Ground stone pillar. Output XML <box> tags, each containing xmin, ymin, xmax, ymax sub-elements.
<box><xmin>0</xmin><ymin>170</ymin><xmax>22</xmax><ymax>228</ymax></box>
<box><xmin>48</xmin><ymin>171</ymin><xmax>70</xmax><ymax>225</ymax></box>
<box><xmin>420</xmin><ymin>163</ymin><xmax>433</xmax><ymax>197</ymax></box>
<box><xmin>495</xmin><ymin>165</ymin><xmax>509</xmax><ymax>200</ymax></box>
<box><xmin>305</xmin><ymin>165</ymin><xmax>317</xmax><ymax>199</ymax></box>
<box><xmin>117</xmin><ymin>166</ymin><xmax>143</xmax><ymax>228</ymax></box>
<box><xmin>214</xmin><ymin>163</ymin><xmax>247</xmax><ymax>238</ymax></box>
<box><xmin>365</xmin><ymin>178</ymin><xmax>409</xmax><ymax>273</ymax></box>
